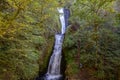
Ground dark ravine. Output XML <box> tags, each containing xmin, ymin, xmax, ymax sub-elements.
<box><xmin>36</xmin><ymin>8</ymin><xmax>70</xmax><ymax>80</ymax></box>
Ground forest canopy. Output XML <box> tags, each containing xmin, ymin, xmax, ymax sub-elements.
<box><xmin>0</xmin><ymin>0</ymin><xmax>120</xmax><ymax>80</ymax></box>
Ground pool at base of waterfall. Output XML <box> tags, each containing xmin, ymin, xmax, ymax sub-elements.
<box><xmin>37</xmin><ymin>74</ymin><xmax>63</xmax><ymax>80</ymax></box>
<box><xmin>44</xmin><ymin>74</ymin><xmax>62</xmax><ymax>80</ymax></box>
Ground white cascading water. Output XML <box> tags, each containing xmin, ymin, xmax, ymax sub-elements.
<box><xmin>58</xmin><ymin>8</ymin><xmax>66</xmax><ymax>34</ymax></box>
<box><xmin>45</xmin><ymin>8</ymin><xmax>66</xmax><ymax>80</ymax></box>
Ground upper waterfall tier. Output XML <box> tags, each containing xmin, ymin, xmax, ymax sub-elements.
<box><xmin>57</xmin><ymin>8</ymin><xmax>66</xmax><ymax>34</ymax></box>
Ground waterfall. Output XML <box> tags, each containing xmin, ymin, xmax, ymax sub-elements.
<box><xmin>43</xmin><ymin>8</ymin><xmax>70</xmax><ymax>80</ymax></box>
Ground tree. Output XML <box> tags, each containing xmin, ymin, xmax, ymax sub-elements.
<box><xmin>64</xmin><ymin>0</ymin><xmax>120</xmax><ymax>79</ymax></box>
<box><xmin>0</xmin><ymin>0</ymin><xmax>61</xmax><ymax>80</ymax></box>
